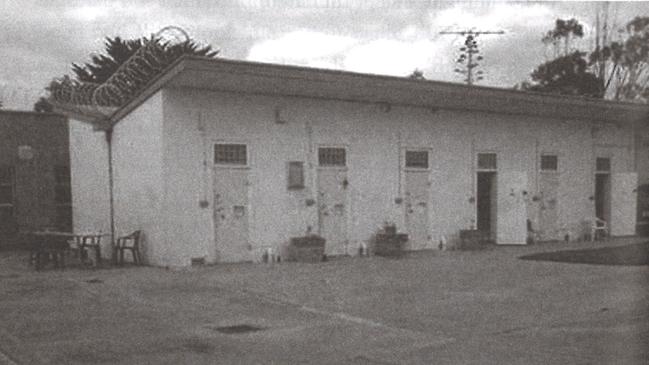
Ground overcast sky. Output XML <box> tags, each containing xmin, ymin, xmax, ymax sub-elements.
<box><xmin>1</xmin><ymin>0</ymin><xmax>648</xmax><ymax>110</ymax></box>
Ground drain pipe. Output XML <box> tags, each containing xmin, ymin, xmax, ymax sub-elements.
<box><xmin>105</xmin><ymin>128</ymin><xmax>116</xmax><ymax>263</ymax></box>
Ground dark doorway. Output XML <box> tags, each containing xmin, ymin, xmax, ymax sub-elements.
<box><xmin>477</xmin><ymin>172</ymin><xmax>497</xmax><ymax>237</ymax></box>
<box><xmin>595</xmin><ymin>173</ymin><xmax>610</xmax><ymax>222</ymax></box>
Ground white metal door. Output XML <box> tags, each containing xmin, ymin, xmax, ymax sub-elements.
<box><xmin>405</xmin><ymin>171</ymin><xmax>430</xmax><ymax>249</ymax></box>
<box><xmin>539</xmin><ymin>173</ymin><xmax>559</xmax><ymax>240</ymax></box>
<box><xmin>213</xmin><ymin>168</ymin><xmax>250</xmax><ymax>262</ymax></box>
<box><xmin>317</xmin><ymin>169</ymin><xmax>348</xmax><ymax>256</ymax></box>
<box><xmin>496</xmin><ymin>171</ymin><xmax>528</xmax><ymax>245</ymax></box>
<box><xmin>610</xmin><ymin>172</ymin><xmax>637</xmax><ymax>236</ymax></box>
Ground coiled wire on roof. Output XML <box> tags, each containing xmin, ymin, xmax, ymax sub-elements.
<box><xmin>47</xmin><ymin>26</ymin><xmax>192</xmax><ymax>117</ymax></box>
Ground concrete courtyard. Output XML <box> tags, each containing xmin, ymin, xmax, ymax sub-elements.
<box><xmin>0</xmin><ymin>238</ymin><xmax>648</xmax><ymax>364</ymax></box>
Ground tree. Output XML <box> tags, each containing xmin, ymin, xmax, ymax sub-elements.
<box><xmin>454</xmin><ymin>34</ymin><xmax>485</xmax><ymax>85</ymax></box>
<box><xmin>589</xmin><ymin>16</ymin><xmax>649</xmax><ymax>102</ymax></box>
<box><xmin>523</xmin><ymin>51</ymin><xmax>603</xmax><ymax>98</ymax></box>
<box><xmin>44</xmin><ymin>30</ymin><xmax>219</xmax><ymax>109</ymax></box>
<box><xmin>519</xmin><ymin>18</ymin><xmax>592</xmax><ymax>96</ymax></box>
<box><xmin>71</xmin><ymin>35</ymin><xmax>218</xmax><ymax>84</ymax></box>
<box><xmin>542</xmin><ymin>18</ymin><xmax>584</xmax><ymax>58</ymax></box>
<box><xmin>408</xmin><ymin>69</ymin><xmax>425</xmax><ymax>80</ymax></box>
<box><xmin>525</xmin><ymin>14</ymin><xmax>649</xmax><ymax>102</ymax></box>
<box><xmin>34</xmin><ymin>97</ymin><xmax>53</xmax><ymax>113</ymax></box>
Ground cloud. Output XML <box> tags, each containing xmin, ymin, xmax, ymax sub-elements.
<box><xmin>343</xmin><ymin>39</ymin><xmax>443</xmax><ymax>76</ymax></box>
<box><xmin>2</xmin><ymin>1</ymin><xmax>648</xmax><ymax>111</ymax></box>
<box><xmin>432</xmin><ymin>2</ymin><xmax>554</xmax><ymax>32</ymax></box>
<box><xmin>248</xmin><ymin>30</ymin><xmax>357</xmax><ymax>66</ymax></box>
<box><xmin>64</xmin><ymin>3</ymin><xmax>153</xmax><ymax>22</ymax></box>
<box><xmin>244</xmin><ymin>2</ymin><xmax>558</xmax><ymax>83</ymax></box>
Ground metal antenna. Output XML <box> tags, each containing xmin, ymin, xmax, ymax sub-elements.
<box><xmin>439</xmin><ymin>29</ymin><xmax>504</xmax><ymax>85</ymax></box>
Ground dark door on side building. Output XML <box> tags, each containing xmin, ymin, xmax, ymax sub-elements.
<box><xmin>595</xmin><ymin>157</ymin><xmax>612</xmax><ymax>223</ymax></box>
<box><xmin>477</xmin><ymin>171</ymin><xmax>497</xmax><ymax>238</ymax></box>
<box><xmin>595</xmin><ymin>173</ymin><xmax>611</xmax><ymax>222</ymax></box>
<box><xmin>0</xmin><ymin>166</ymin><xmax>16</xmax><ymax>234</ymax></box>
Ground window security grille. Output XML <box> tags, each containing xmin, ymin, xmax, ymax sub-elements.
<box><xmin>405</xmin><ymin>150</ymin><xmax>429</xmax><ymax>169</ymax></box>
<box><xmin>541</xmin><ymin>155</ymin><xmax>558</xmax><ymax>171</ymax></box>
<box><xmin>596</xmin><ymin>157</ymin><xmax>611</xmax><ymax>172</ymax></box>
<box><xmin>215</xmin><ymin>144</ymin><xmax>247</xmax><ymax>165</ymax></box>
<box><xmin>318</xmin><ymin>147</ymin><xmax>346</xmax><ymax>167</ymax></box>
<box><xmin>477</xmin><ymin>153</ymin><xmax>497</xmax><ymax>170</ymax></box>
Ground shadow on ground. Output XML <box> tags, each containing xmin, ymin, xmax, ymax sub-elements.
<box><xmin>519</xmin><ymin>242</ymin><xmax>649</xmax><ymax>266</ymax></box>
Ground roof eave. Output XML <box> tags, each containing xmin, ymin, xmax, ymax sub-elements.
<box><xmin>105</xmin><ymin>55</ymin><xmax>649</xmax><ymax>126</ymax></box>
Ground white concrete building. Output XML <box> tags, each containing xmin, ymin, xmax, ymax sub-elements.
<box><xmin>66</xmin><ymin>56</ymin><xmax>649</xmax><ymax>267</ymax></box>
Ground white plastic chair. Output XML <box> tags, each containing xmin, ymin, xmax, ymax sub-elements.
<box><xmin>589</xmin><ymin>218</ymin><xmax>608</xmax><ymax>241</ymax></box>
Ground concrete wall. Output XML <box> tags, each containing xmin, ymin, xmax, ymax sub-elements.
<box><xmin>69</xmin><ymin>119</ymin><xmax>111</xmax><ymax>251</ymax></box>
<box><xmin>0</xmin><ymin>111</ymin><xmax>70</xmax><ymax>235</ymax></box>
<box><xmin>112</xmin><ymin>92</ymin><xmax>165</xmax><ymax>265</ymax></box>
<box><xmin>157</xmin><ymin>88</ymin><xmax>637</xmax><ymax>265</ymax></box>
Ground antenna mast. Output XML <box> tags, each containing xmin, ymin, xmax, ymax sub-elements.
<box><xmin>439</xmin><ymin>29</ymin><xmax>504</xmax><ymax>85</ymax></box>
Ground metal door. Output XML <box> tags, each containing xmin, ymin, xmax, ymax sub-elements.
<box><xmin>610</xmin><ymin>172</ymin><xmax>637</xmax><ymax>236</ymax></box>
<box><xmin>405</xmin><ymin>171</ymin><xmax>430</xmax><ymax>249</ymax></box>
<box><xmin>496</xmin><ymin>171</ymin><xmax>528</xmax><ymax>245</ymax></box>
<box><xmin>213</xmin><ymin>168</ymin><xmax>250</xmax><ymax>262</ymax></box>
<box><xmin>539</xmin><ymin>173</ymin><xmax>559</xmax><ymax>240</ymax></box>
<box><xmin>317</xmin><ymin>169</ymin><xmax>348</xmax><ymax>256</ymax></box>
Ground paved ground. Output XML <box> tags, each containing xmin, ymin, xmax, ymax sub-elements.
<box><xmin>0</xmin><ymin>238</ymin><xmax>648</xmax><ymax>364</ymax></box>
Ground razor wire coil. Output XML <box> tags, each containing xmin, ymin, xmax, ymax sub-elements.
<box><xmin>48</xmin><ymin>26</ymin><xmax>192</xmax><ymax>116</ymax></box>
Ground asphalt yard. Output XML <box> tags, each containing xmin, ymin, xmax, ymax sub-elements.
<box><xmin>0</xmin><ymin>237</ymin><xmax>647</xmax><ymax>364</ymax></box>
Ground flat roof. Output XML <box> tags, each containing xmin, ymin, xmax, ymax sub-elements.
<box><xmin>63</xmin><ymin>55</ymin><xmax>649</xmax><ymax>128</ymax></box>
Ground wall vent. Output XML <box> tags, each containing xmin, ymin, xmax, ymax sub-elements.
<box><xmin>191</xmin><ymin>257</ymin><xmax>206</xmax><ymax>266</ymax></box>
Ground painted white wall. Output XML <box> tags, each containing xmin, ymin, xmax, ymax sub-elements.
<box><xmin>111</xmin><ymin>92</ymin><xmax>165</xmax><ymax>265</ymax></box>
<box><xmin>610</xmin><ymin>173</ymin><xmax>638</xmax><ymax>236</ymax></box>
<box><xmin>156</xmin><ymin>87</ymin><xmax>637</xmax><ymax>265</ymax></box>
<box><xmin>635</xmin><ymin>125</ymin><xmax>649</xmax><ymax>186</ymax></box>
<box><xmin>68</xmin><ymin>119</ymin><xmax>111</xmax><ymax>254</ymax></box>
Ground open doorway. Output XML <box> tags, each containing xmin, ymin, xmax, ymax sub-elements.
<box><xmin>595</xmin><ymin>157</ymin><xmax>611</xmax><ymax>223</ymax></box>
<box><xmin>595</xmin><ymin>173</ymin><xmax>611</xmax><ymax>222</ymax></box>
<box><xmin>477</xmin><ymin>171</ymin><xmax>497</xmax><ymax>241</ymax></box>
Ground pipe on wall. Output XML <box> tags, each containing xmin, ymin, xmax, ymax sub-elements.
<box><xmin>105</xmin><ymin>128</ymin><xmax>116</xmax><ymax>263</ymax></box>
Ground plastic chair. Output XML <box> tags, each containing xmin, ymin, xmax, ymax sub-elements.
<box><xmin>78</xmin><ymin>235</ymin><xmax>103</xmax><ymax>266</ymax></box>
<box><xmin>588</xmin><ymin>218</ymin><xmax>608</xmax><ymax>241</ymax></box>
<box><xmin>115</xmin><ymin>231</ymin><xmax>142</xmax><ymax>265</ymax></box>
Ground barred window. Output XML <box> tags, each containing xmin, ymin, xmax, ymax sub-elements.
<box><xmin>215</xmin><ymin>144</ymin><xmax>247</xmax><ymax>165</ymax></box>
<box><xmin>405</xmin><ymin>150</ymin><xmax>429</xmax><ymax>169</ymax></box>
<box><xmin>318</xmin><ymin>147</ymin><xmax>346</xmax><ymax>167</ymax></box>
<box><xmin>287</xmin><ymin>161</ymin><xmax>305</xmax><ymax>190</ymax></box>
<box><xmin>541</xmin><ymin>155</ymin><xmax>558</xmax><ymax>171</ymax></box>
<box><xmin>596</xmin><ymin>157</ymin><xmax>611</xmax><ymax>172</ymax></box>
<box><xmin>0</xmin><ymin>166</ymin><xmax>14</xmax><ymax>205</ymax></box>
<box><xmin>477</xmin><ymin>153</ymin><xmax>497</xmax><ymax>170</ymax></box>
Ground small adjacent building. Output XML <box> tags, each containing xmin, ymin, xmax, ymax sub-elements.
<box><xmin>64</xmin><ymin>56</ymin><xmax>649</xmax><ymax>267</ymax></box>
<box><xmin>0</xmin><ymin>110</ymin><xmax>71</xmax><ymax>239</ymax></box>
